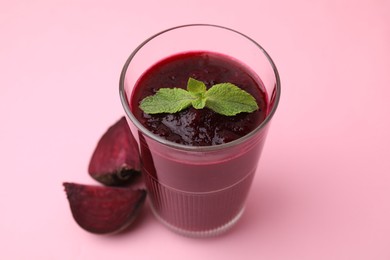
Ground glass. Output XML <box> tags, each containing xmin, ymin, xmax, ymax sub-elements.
<box><xmin>119</xmin><ymin>24</ymin><xmax>280</xmax><ymax>237</ymax></box>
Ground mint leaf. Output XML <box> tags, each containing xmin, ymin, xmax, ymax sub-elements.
<box><xmin>139</xmin><ymin>88</ymin><xmax>195</xmax><ymax>114</ymax></box>
<box><xmin>187</xmin><ymin>78</ymin><xmax>207</xmax><ymax>109</ymax></box>
<box><xmin>205</xmin><ymin>83</ymin><xmax>259</xmax><ymax>116</ymax></box>
<box><xmin>138</xmin><ymin>78</ymin><xmax>259</xmax><ymax>116</ymax></box>
<box><xmin>191</xmin><ymin>96</ymin><xmax>206</xmax><ymax>109</ymax></box>
<box><xmin>187</xmin><ymin>78</ymin><xmax>206</xmax><ymax>94</ymax></box>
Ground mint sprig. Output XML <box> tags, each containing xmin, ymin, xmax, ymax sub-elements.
<box><xmin>139</xmin><ymin>78</ymin><xmax>258</xmax><ymax>116</ymax></box>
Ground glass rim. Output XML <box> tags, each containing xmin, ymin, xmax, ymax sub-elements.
<box><xmin>119</xmin><ymin>23</ymin><xmax>281</xmax><ymax>152</ymax></box>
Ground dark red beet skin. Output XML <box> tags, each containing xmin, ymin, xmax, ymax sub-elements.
<box><xmin>63</xmin><ymin>182</ymin><xmax>146</xmax><ymax>234</ymax></box>
<box><xmin>131</xmin><ymin>51</ymin><xmax>267</xmax><ymax>146</ymax></box>
<box><xmin>88</xmin><ymin>117</ymin><xmax>141</xmax><ymax>186</ymax></box>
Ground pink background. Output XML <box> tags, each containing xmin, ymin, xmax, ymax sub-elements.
<box><xmin>1</xmin><ymin>0</ymin><xmax>389</xmax><ymax>259</ymax></box>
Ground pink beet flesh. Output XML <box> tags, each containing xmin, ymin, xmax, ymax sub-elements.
<box><xmin>88</xmin><ymin>117</ymin><xmax>141</xmax><ymax>186</ymax></box>
<box><xmin>63</xmin><ymin>182</ymin><xmax>146</xmax><ymax>234</ymax></box>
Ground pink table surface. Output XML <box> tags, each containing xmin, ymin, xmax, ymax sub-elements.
<box><xmin>1</xmin><ymin>0</ymin><xmax>389</xmax><ymax>259</ymax></box>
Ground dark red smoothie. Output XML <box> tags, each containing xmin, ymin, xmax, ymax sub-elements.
<box><xmin>130</xmin><ymin>51</ymin><xmax>269</xmax><ymax>234</ymax></box>
<box><xmin>131</xmin><ymin>51</ymin><xmax>268</xmax><ymax>146</ymax></box>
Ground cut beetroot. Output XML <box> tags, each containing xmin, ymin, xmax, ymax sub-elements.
<box><xmin>88</xmin><ymin>116</ymin><xmax>141</xmax><ymax>186</ymax></box>
<box><xmin>63</xmin><ymin>182</ymin><xmax>146</xmax><ymax>234</ymax></box>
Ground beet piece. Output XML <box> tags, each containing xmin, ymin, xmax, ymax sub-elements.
<box><xmin>88</xmin><ymin>117</ymin><xmax>141</xmax><ymax>186</ymax></box>
<box><xmin>63</xmin><ymin>182</ymin><xmax>146</xmax><ymax>234</ymax></box>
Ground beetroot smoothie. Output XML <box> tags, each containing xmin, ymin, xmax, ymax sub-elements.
<box><xmin>130</xmin><ymin>51</ymin><xmax>269</xmax><ymax>234</ymax></box>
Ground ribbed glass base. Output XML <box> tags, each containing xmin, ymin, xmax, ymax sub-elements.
<box><xmin>150</xmin><ymin>204</ymin><xmax>245</xmax><ymax>238</ymax></box>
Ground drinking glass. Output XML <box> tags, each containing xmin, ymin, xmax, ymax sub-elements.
<box><xmin>120</xmin><ymin>24</ymin><xmax>280</xmax><ymax>237</ymax></box>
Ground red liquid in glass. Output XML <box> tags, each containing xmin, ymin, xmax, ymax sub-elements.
<box><xmin>131</xmin><ymin>51</ymin><xmax>269</xmax><ymax>233</ymax></box>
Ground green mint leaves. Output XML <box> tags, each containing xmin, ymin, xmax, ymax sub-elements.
<box><xmin>137</xmin><ymin>88</ymin><xmax>194</xmax><ymax>114</ymax></box>
<box><xmin>139</xmin><ymin>78</ymin><xmax>258</xmax><ymax>116</ymax></box>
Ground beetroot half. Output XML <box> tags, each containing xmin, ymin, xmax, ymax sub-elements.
<box><xmin>88</xmin><ymin>117</ymin><xmax>141</xmax><ymax>186</ymax></box>
<box><xmin>63</xmin><ymin>182</ymin><xmax>146</xmax><ymax>234</ymax></box>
